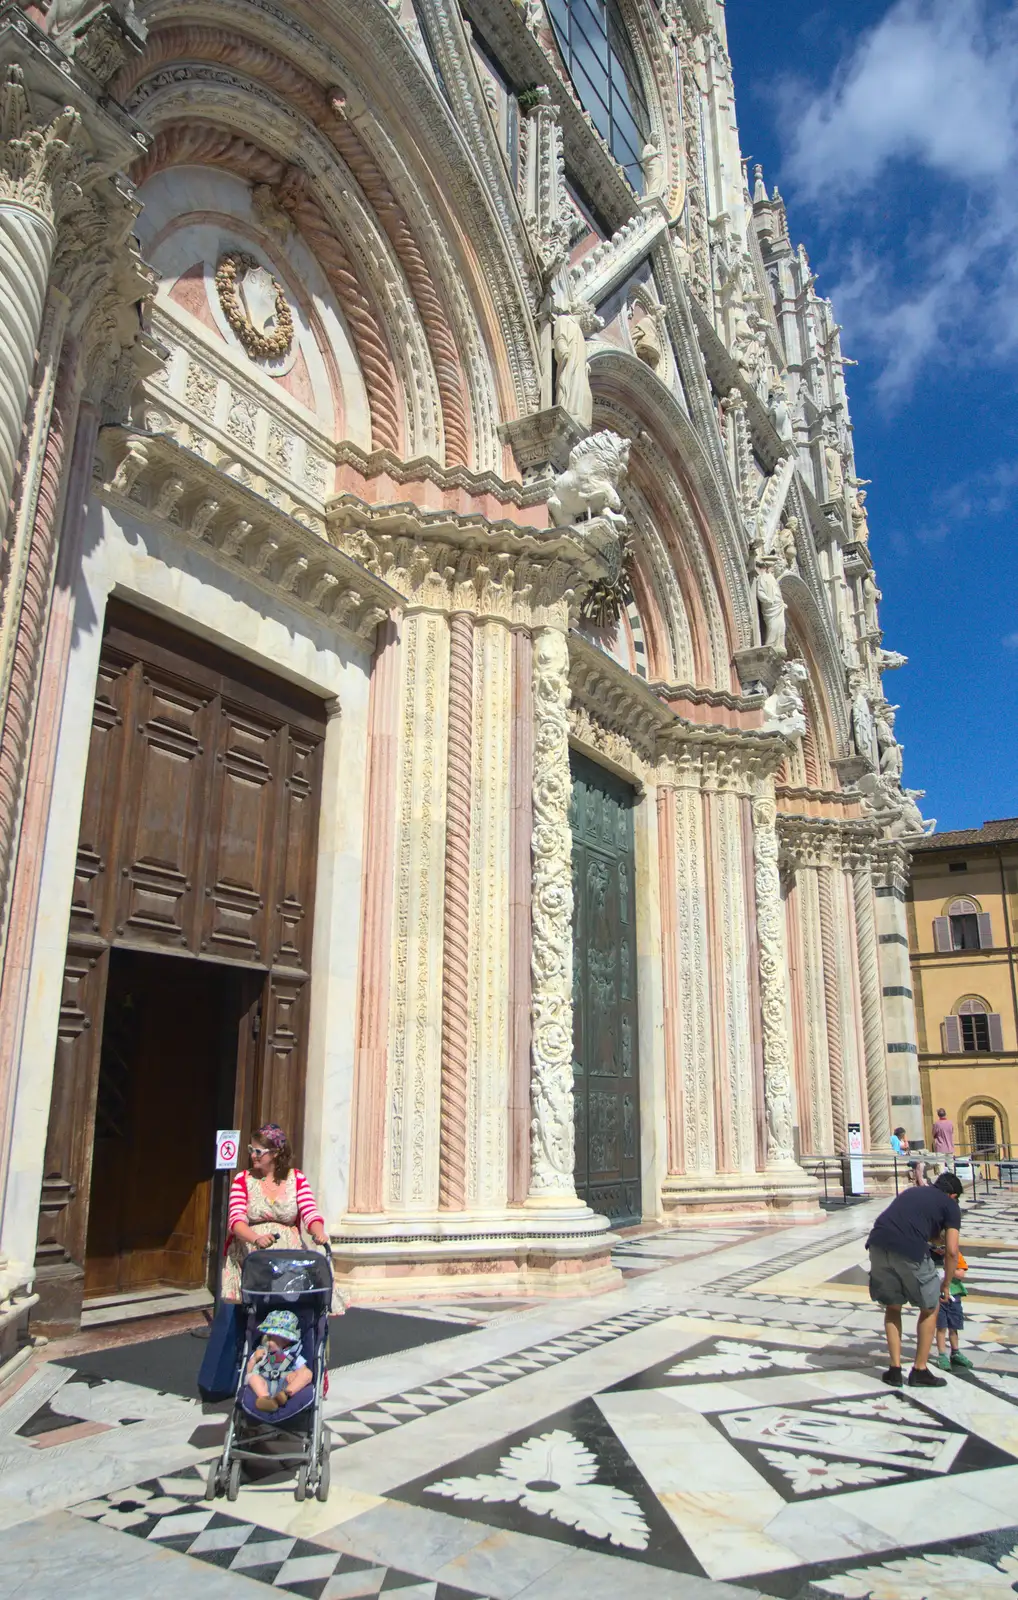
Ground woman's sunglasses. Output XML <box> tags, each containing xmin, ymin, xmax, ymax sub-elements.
<box><xmin>248</xmin><ymin>1145</ymin><xmax>272</xmax><ymax>1157</ymax></box>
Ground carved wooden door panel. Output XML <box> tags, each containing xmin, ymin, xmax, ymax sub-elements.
<box><xmin>37</xmin><ymin>603</ymin><xmax>325</xmax><ymax>1327</ymax></box>
<box><xmin>569</xmin><ymin>751</ymin><xmax>641</xmax><ymax>1226</ymax></box>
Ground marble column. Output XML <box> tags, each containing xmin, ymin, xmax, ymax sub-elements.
<box><xmin>817</xmin><ymin>863</ymin><xmax>847</xmax><ymax>1149</ymax></box>
<box><xmin>385</xmin><ymin>608</ymin><xmax>450</xmax><ymax>1210</ymax></box>
<box><xmin>526</xmin><ymin>625</ymin><xmax>578</xmax><ymax>1204</ymax></box>
<box><xmin>750</xmin><ymin>792</ymin><xmax>798</xmax><ymax>1169</ymax></box>
<box><xmin>671</xmin><ymin>752</ymin><xmax>714</xmax><ymax>1174</ymax></box>
<box><xmin>873</xmin><ymin>842</ymin><xmax>923</xmax><ymax>1144</ymax></box>
<box><xmin>853</xmin><ymin>856</ymin><xmax>891</xmax><ymax>1146</ymax></box>
<box><xmin>466</xmin><ymin>613</ymin><xmax>512</xmax><ymax>1209</ymax></box>
<box><xmin>438</xmin><ymin>611</ymin><xmax>473</xmax><ymax>1209</ymax></box>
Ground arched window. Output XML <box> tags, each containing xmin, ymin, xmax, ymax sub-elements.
<box><xmin>933</xmin><ymin>897</ymin><xmax>992</xmax><ymax>951</ymax></box>
<box><xmin>942</xmin><ymin>996</ymin><xmax>1004</xmax><ymax>1054</ymax></box>
<box><xmin>546</xmin><ymin>0</ymin><xmax>651</xmax><ymax>190</ymax></box>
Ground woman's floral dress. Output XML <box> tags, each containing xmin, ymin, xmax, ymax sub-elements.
<box><xmin>222</xmin><ymin>1170</ymin><xmax>313</xmax><ymax>1302</ymax></box>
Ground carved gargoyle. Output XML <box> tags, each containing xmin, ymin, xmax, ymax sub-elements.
<box><xmin>547</xmin><ymin>430</ymin><xmax>630</xmax><ymax>529</ymax></box>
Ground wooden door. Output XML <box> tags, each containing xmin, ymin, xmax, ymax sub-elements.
<box><xmin>569</xmin><ymin>751</ymin><xmax>641</xmax><ymax>1226</ymax></box>
<box><xmin>37</xmin><ymin>603</ymin><xmax>325</xmax><ymax>1328</ymax></box>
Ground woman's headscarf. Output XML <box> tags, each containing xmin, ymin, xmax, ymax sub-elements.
<box><xmin>256</xmin><ymin>1123</ymin><xmax>288</xmax><ymax>1151</ymax></box>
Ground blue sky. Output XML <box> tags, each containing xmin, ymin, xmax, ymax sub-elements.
<box><xmin>724</xmin><ymin>0</ymin><xmax>1018</xmax><ymax>832</ymax></box>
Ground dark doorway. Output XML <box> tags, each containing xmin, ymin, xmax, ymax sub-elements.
<box><xmin>84</xmin><ymin>949</ymin><xmax>255</xmax><ymax>1299</ymax></box>
<box><xmin>569</xmin><ymin>750</ymin><xmax>641</xmax><ymax>1226</ymax></box>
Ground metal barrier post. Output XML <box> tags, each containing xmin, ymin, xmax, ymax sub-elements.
<box><xmin>893</xmin><ymin>1156</ymin><xmax>899</xmax><ymax>1195</ymax></box>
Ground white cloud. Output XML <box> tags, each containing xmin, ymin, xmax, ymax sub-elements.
<box><xmin>787</xmin><ymin>0</ymin><xmax>1018</xmax><ymax>197</ymax></box>
<box><xmin>1003</xmin><ymin>632</ymin><xmax>1018</xmax><ymax>649</ymax></box>
<box><xmin>782</xmin><ymin>0</ymin><xmax>1018</xmax><ymax>396</ymax></box>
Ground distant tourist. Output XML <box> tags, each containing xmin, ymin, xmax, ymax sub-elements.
<box><xmin>932</xmin><ymin>1108</ymin><xmax>955</xmax><ymax>1156</ymax></box>
<box><xmin>908</xmin><ymin>1158</ymin><xmax>928</xmax><ymax>1186</ymax></box>
<box><xmin>866</xmin><ymin>1170</ymin><xmax>964</xmax><ymax>1388</ymax></box>
<box><xmin>890</xmin><ymin>1127</ymin><xmax>909</xmax><ymax>1156</ymax></box>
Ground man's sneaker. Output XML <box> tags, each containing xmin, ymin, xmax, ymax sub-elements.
<box><xmin>909</xmin><ymin>1366</ymin><xmax>947</xmax><ymax>1387</ymax></box>
<box><xmin>951</xmin><ymin>1351</ymin><xmax>974</xmax><ymax>1369</ymax></box>
<box><xmin>881</xmin><ymin>1366</ymin><xmax>903</xmax><ymax>1387</ymax></box>
<box><xmin>937</xmin><ymin>1353</ymin><xmax>952</xmax><ymax>1371</ymax></box>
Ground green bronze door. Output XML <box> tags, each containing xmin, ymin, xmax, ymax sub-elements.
<box><xmin>569</xmin><ymin>750</ymin><xmax>641</xmax><ymax>1225</ymax></box>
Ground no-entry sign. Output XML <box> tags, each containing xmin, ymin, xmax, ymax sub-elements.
<box><xmin>216</xmin><ymin>1129</ymin><xmax>241</xmax><ymax>1170</ymax></box>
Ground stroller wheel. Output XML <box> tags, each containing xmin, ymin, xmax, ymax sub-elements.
<box><xmin>227</xmin><ymin>1460</ymin><xmax>241</xmax><ymax>1502</ymax></box>
<box><xmin>315</xmin><ymin>1449</ymin><xmax>330</xmax><ymax>1503</ymax></box>
<box><xmin>204</xmin><ymin>1462</ymin><xmax>219</xmax><ymax>1501</ymax></box>
<box><xmin>295</xmin><ymin>1463</ymin><xmax>308</xmax><ymax>1503</ymax></box>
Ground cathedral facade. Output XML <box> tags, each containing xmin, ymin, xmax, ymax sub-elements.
<box><xmin>0</xmin><ymin>0</ymin><xmax>929</xmax><ymax>1335</ymax></box>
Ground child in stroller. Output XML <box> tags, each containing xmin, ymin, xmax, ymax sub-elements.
<box><xmin>246</xmin><ymin>1308</ymin><xmax>312</xmax><ymax>1413</ymax></box>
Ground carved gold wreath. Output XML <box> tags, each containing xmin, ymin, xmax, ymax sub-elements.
<box><xmin>214</xmin><ymin>250</ymin><xmax>293</xmax><ymax>361</ymax></box>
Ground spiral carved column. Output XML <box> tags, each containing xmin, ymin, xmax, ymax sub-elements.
<box><xmin>438</xmin><ymin>612</ymin><xmax>473</xmax><ymax>1209</ymax></box>
<box><xmin>817</xmin><ymin>865</ymin><xmax>847</xmax><ymax>1148</ymax></box>
<box><xmin>0</xmin><ymin>204</ymin><xmax>54</xmax><ymax>522</ymax></box>
<box><xmin>853</xmin><ymin>858</ymin><xmax>891</xmax><ymax>1147</ymax></box>
<box><xmin>750</xmin><ymin>793</ymin><xmax>797</xmax><ymax>1168</ymax></box>
<box><xmin>526</xmin><ymin>626</ymin><xmax>578</xmax><ymax>1203</ymax></box>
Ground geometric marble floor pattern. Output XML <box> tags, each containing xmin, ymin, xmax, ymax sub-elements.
<box><xmin>72</xmin><ymin>1466</ymin><xmax>491</xmax><ymax>1599</ymax></box>
<box><xmin>9</xmin><ymin>1190</ymin><xmax>1018</xmax><ymax>1600</ymax></box>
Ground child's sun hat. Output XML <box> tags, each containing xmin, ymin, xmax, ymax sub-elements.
<box><xmin>258</xmin><ymin>1308</ymin><xmax>300</xmax><ymax>1343</ymax></box>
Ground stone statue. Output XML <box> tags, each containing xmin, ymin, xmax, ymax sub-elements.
<box><xmin>850</xmin><ymin>486</ymin><xmax>870</xmax><ymax>543</ymax></box>
<box><xmin>768</xmin><ymin>383</ymin><xmax>794</xmax><ymax>447</ymax></box>
<box><xmin>849</xmin><ymin>671</ymin><xmax>875</xmax><ymax>762</ymax></box>
<box><xmin>824</xmin><ymin>434</ymin><xmax>844</xmax><ymax>500</ymax></box>
<box><xmin>777</xmin><ymin>517</ymin><xmax>798</xmax><ymax>573</ymax></box>
<box><xmin>552</xmin><ymin>293</ymin><xmax>601</xmax><ymax>429</ymax></box>
<box><xmin>641</xmin><ymin>140</ymin><xmax>664</xmax><ymax>194</ymax></box>
<box><xmin>751</xmin><ymin>543</ymin><xmax>787</xmax><ymax>653</ymax></box>
<box><xmin>875</xmin><ymin>704</ymin><xmax>903</xmax><ymax>779</ymax></box>
<box><xmin>763</xmin><ymin>658</ymin><xmax>808</xmax><ymax>739</ymax></box>
<box><xmin>862</xmin><ymin>570</ymin><xmax>881</xmax><ymax>635</ymax></box>
<box><xmin>547</xmin><ymin>430</ymin><xmax>630</xmax><ymax>528</ymax></box>
<box><xmin>631</xmin><ymin>313</ymin><xmax>663</xmax><ymax>370</ymax></box>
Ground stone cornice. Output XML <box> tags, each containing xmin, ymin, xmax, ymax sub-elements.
<box><xmin>97</xmin><ymin>427</ymin><xmax>397</xmax><ymax>644</ymax></box>
<box><xmin>569</xmin><ymin>633</ymin><xmax>790</xmax><ymax>780</ymax></box>
<box><xmin>326</xmin><ymin>491</ymin><xmax>618</xmax><ymax>621</ymax></box>
<box><xmin>335</xmin><ymin>440</ymin><xmax>550</xmax><ymax>515</ymax></box>
<box><xmin>777</xmin><ymin>811</ymin><xmax>881</xmax><ymax>871</ymax></box>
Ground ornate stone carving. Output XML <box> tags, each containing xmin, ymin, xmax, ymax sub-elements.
<box><xmin>438</xmin><ymin>612</ymin><xmax>473</xmax><ymax>1209</ymax></box>
<box><xmin>751</xmin><ymin>793</ymin><xmax>797</xmax><ymax>1168</ymax></box>
<box><xmin>762</xmin><ymin>658</ymin><xmax>807</xmax><ymax>740</ymax></box>
<box><xmin>547</xmin><ymin>431</ymin><xmax>630</xmax><ymax>530</ymax></box>
<box><xmin>520</xmin><ymin>86</ymin><xmax>572</xmax><ymax>277</ymax></box>
<box><xmin>0</xmin><ymin>67</ymin><xmax>83</xmax><ymax>225</ymax></box>
<box><xmin>214</xmin><ymin>250</ymin><xmax>293</xmax><ymax>362</ymax></box>
<box><xmin>528</xmin><ymin>627</ymin><xmax>577</xmax><ymax>1199</ymax></box>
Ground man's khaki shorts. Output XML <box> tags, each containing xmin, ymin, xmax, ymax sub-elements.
<box><xmin>868</xmin><ymin>1244</ymin><xmax>941</xmax><ymax>1310</ymax></box>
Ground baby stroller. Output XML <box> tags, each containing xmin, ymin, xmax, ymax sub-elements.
<box><xmin>205</xmin><ymin>1244</ymin><xmax>333</xmax><ymax>1504</ymax></box>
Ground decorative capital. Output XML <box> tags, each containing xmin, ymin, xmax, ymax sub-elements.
<box><xmin>0</xmin><ymin>65</ymin><xmax>83</xmax><ymax>225</ymax></box>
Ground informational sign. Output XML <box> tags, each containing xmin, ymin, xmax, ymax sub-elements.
<box><xmin>847</xmin><ymin>1122</ymin><xmax>865</xmax><ymax>1196</ymax></box>
<box><xmin>216</xmin><ymin>1129</ymin><xmax>241</xmax><ymax>1170</ymax></box>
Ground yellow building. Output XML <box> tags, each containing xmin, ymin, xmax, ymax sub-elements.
<box><xmin>909</xmin><ymin>820</ymin><xmax>1018</xmax><ymax>1154</ymax></box>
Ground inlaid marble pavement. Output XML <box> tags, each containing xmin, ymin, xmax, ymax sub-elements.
<box><xmin>4</xmin><ymin>1194</ymin><xmax>1018</xmax><ymax>1600</ymax></box>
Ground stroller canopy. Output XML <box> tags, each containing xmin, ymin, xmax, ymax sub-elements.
<box><xmin>241</xmin><ymin>1248</ymin><xmax>332</xmax><ymax>1303</ymax></box>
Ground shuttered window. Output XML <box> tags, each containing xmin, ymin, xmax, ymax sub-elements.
<box><xmin>943</xmin><ymin>997</ymin><xmax>1004</xmax><ymax>1053</ymax></box>
<box><xmin>933</xmin><ymin>900</ymin><xmax>993</xmax><ymax>950</ymax></box>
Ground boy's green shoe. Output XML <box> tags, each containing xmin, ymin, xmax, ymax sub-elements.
<box><xmin>936</xmin><ymin>1353</ymin><xmax>951</xmax><ymax>1371</ymax></box>
<box><xmin>950</xmin><ymin>1351</ymin><xmax>974</xmax><ymax>1369</ymax></box>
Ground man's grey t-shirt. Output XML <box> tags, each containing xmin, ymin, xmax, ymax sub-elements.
<box><xmin>866</xmin><ymin>1187</ymin><xmax>961</xmax><ymax>1264</ymax></box>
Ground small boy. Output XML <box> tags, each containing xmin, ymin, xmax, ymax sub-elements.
<box><xmin>931</xmin><ymin>1230</ymin><xmax>973</xmax><ymax>1371</ymax></box>
<box><xmin>246</xmin><ymin>1308</ymin><xmax>313</xmax><ymax>1412</ymax></box>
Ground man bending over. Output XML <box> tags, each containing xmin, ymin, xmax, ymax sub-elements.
<box><xmin>866</xmin><ymin>1170</ymin><xmax>963</xmax><ymax>1388</ymax></box>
